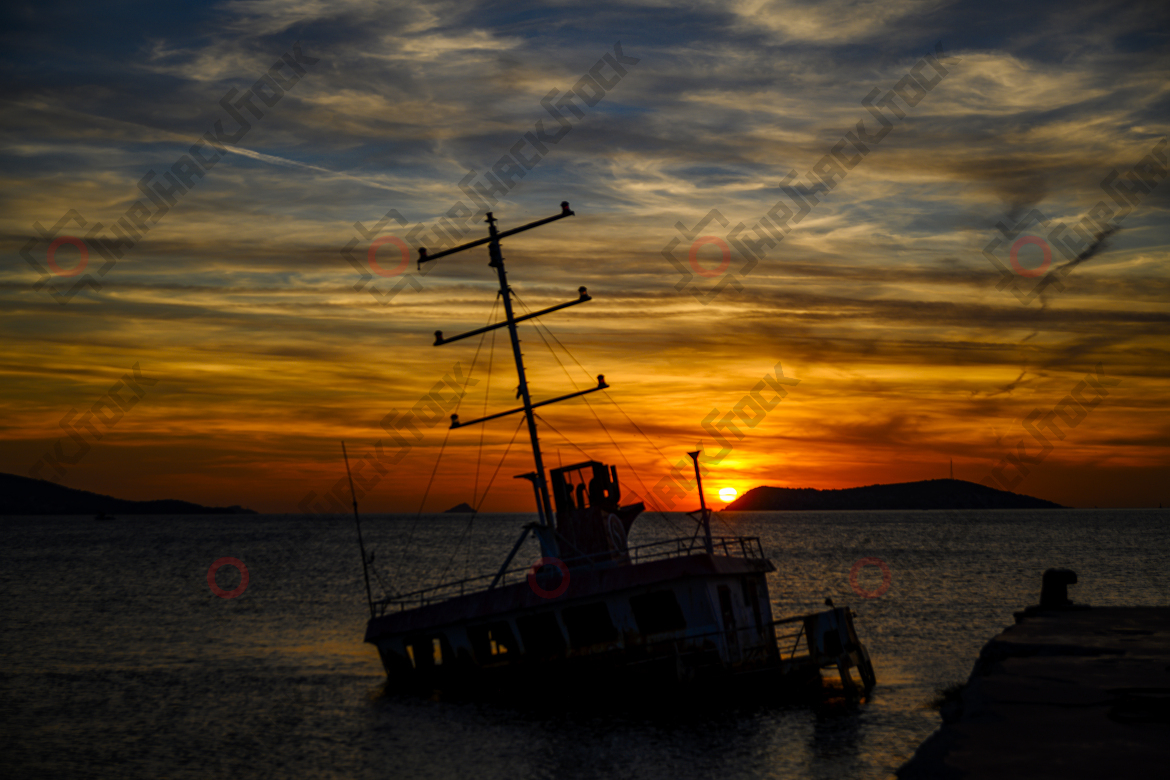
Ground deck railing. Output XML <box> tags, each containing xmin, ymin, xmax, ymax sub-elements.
<box><xmin>374</xmin><ymin>535</ymin><xmax>767</xmax><ymax>614</ymax></box>
<box><xmin>772</xmin><ymin>615</ymin><xmax>809</xmax><ymax>660</ymax></box>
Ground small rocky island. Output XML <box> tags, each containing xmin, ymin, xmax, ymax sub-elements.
<box><xmin>1</xmin><ymin>472</ymin><xmax>257</xmax><ymax>515</ymax></box>
<box><xmin>724</xmin><ymin>478</ymin><xmax>1062</xmax><ymax>511</ymax></box>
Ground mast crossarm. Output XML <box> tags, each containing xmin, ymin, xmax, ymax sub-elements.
<box><xmin>450</xmin><ymin>376</ymin><xmax>609</xmax><ymax>429</ymax></box>
<box><xmin>434</xmin><ymin>287</ymin><xmax>591</xmax><ymax>346</ymax></box>
<box><xmin>416</xmin><ymin>202</ymin><xmax>575</xmax><ymax>267</ymax></box>
<box><xmin>421</xmin><ymin>201</ymin><xmax>577</xmax><ymax>534</ymax></box>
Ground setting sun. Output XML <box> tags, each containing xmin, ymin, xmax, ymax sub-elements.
<box><xmin>719</xmin><ymin>487</ymin><xmax>738</xmax><ymax>503</ymax></box>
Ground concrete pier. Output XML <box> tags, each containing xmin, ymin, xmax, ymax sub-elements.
<box><xmin>897</xmin><ymin>605</ymin><xmax>1170</xmax><ymax>778</ymax></box>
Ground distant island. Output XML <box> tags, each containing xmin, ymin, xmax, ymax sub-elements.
<box><xmin>444</xmin><ymin>502</ymin><xmax>476</xmax><ymax>513</ymax></box>
<box><xmin>0</xmin><ymin>472</ymin><xmax>257</xmax><ymax>516</ymax></box>
<box><xmin>723</xmin><ymin>479</ymin><xmax>1063</xmax><ymax>511</ymax></box>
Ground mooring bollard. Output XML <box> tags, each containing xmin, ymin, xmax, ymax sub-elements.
<box><xmin>1016</xmin><ymin>568</ymin><xmax>1090</xmax><ymax>621</ymax></box>
<box><xmin>1040</xmin><ymin>567</ymin><xmax>1078</xmax><ymax>607</ymax></box>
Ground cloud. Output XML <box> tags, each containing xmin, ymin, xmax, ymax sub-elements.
<box><xmin>1</xmin><ymin>0</ymin><xmax>1168</xmax><ymax>510</ymax></box>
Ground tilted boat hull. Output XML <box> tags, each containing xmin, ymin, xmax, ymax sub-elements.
<box><xmin>366</xmin><ymin>553</ymin><xmax>873</xmax><ymax>698</ymax></box>
<box><xmin>351</xmin><ymin>206</ymin><xmax>875</xmax><ymax>703</ymax></box>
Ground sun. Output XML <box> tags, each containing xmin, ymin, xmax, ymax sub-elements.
<box><xmin>718</xmin><ymin>487</ymin><xmax>737</xmax><ymax>503</ymax></box>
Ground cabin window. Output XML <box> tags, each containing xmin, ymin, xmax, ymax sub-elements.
<box><xmin>405</xmin><ymin>639</ymin><xmax>433</xmax><ymax>669</ymax></box>
<box><xmin>406</xmin><ymin>636</ymin><xmax>449</xmax><ymax>669</ymax></box>
<box><xmin>562</xmin><ymin>602</ymin><xmax>619</xmax><ymax>647</ymax></box>
<box><xmin>469</xmin><ymin>622</ymin><xmax>516</xmax><ymax>661</ymax></box>
<box><xmin>516</xmin><ymin>613</ymin><xmax>567</xmax><ymax>659</ymax></box>
<box><xmin>630</xmin><ymin>591</ymin><xmax>687</xmax><ymax>634</ymax></box>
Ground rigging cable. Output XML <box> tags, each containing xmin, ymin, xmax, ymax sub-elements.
<box><xmin>514</xmin><ymin>290</ymin><xmax>684</xmax><ymax>470</ymax></box>
<box><xmin>533</xmin><ymin>413</ymin><xmax>595</xmax><ymax>463</ymax></box>
<box><xmin>368</xmin><ymin>550</ymin><xmax>392</xmax><ymax>599</ymax></box>
<box><xmin>463</xmin><ymin>306</ymin><xmax>499</xmax><ymax>579</ymax></box>
<box><xmin>471</xmin><ymin>293</ymin><xmax>501</xmax><ymax>511</ymax></box>
<box><xmin>529</xmin><ymin>408</ymin><xmax>683</xmax><ymax>543</ymax></box>
<box><xmin>433</xmin><ymin>414</ymin><xmax>527</xmax><ymax>587</ymax></box>
<box><xmin>512</xmin><ymin>292</ymin><xmax>685</xmax><ymax>535</ymax></box>
<box><xmin>514</xmin><ymin>292</ymin><xmax>676</xmax><ymax>528</ymax></box>
<box><xmin>512</xmin><ymin>291</ymin><xmax>734</xmax><ymax>534</ymax></box>
<box><xmin>389</xmin><ymin>293</ymin><xmax>501</xmax><ymax>590</ymax></box>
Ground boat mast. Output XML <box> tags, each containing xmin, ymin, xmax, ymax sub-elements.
<box><xmin>418</xmin><ymin>202</ymin><xmax>607</xmax><ymax>543</ymax></box>
<box><xmin>486</xmin><ymin>213</ymin><xmax>555</xmax><ymax>526</ymax></box>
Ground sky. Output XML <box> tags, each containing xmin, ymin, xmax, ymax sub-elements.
<box><xmin>2</xmin><ymin>0</ymin><xmax>1167</xmax><ymax>513</ymax></box>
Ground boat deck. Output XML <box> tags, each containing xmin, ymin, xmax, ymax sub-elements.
<box><xmin>366</xmin><ymin>537</ymin><xmax>770</xmax><ymax>638</ymax></box>
<box><xmin>373</xmin><ymin>534</ymin><xmax>763</xmax><ymax>607</ymax></box>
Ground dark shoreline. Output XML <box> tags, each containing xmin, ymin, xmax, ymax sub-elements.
<box><xmin>0</xmin><ymin>472</ymin><xmax>256</xmax><ymax>515</ymax></box>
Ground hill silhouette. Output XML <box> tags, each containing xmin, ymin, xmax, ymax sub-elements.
<box><xmin>1</xmin><ymin>472</ymin><xmax>257</xmax><ymax>516</ymax></box>
<box><xmin>723</xmin><ymin>479</ymin><xmax>1062</xmax><ymax>511</ymax></box>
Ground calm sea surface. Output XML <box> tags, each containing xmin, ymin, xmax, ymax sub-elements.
<box><xmin>2</xmin><ymin>509</ymin><xmax>1167</xmax><ymax>779</ymax></box>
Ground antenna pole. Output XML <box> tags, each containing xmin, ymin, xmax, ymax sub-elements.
<box><xmin>687</xmin><ymin>449</ymin><xmax>713</xmax><ymax>554</ymax></box>
<box><xmin>487</xmin><ymin>212</ymin><xmax>557</xmax><ymax>530</ymax></box>
<box><xmin>342</xmin><ymin>442</ymin><xmax>375</xmax><ymax>619</ymax></box>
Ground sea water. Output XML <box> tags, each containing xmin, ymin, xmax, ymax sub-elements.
<box><xmin>2</xmin><ymin>509</ymin><xmax>1167</xmax><ymax>779</ymax></box>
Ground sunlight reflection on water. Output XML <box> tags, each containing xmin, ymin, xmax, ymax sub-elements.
<box><xmin>1</xmin><ymin>509</ymin><xmax>1166</xmax><ymax>779</ymax></box>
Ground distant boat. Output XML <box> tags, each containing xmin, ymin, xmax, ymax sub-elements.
<box><xmin>94</xmin><ymin>512</ymin><xmax>115</xmax><ymax>521</ymax></box>
<box><xmin>358</xmin><ymin>204</ymin><xmax>875</xmax><ymax>699</ymax></box>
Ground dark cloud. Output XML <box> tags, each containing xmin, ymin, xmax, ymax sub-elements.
<box><xmin>2</xmin><ymin>0</ymin><xmax>1168</xmax><ymax>509</ymax></box>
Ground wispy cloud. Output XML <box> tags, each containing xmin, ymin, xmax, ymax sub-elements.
<box><xmin>1</xmin><ymin>0</ymin><xmax>1167</xmax><ymax>510</ymax></box>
